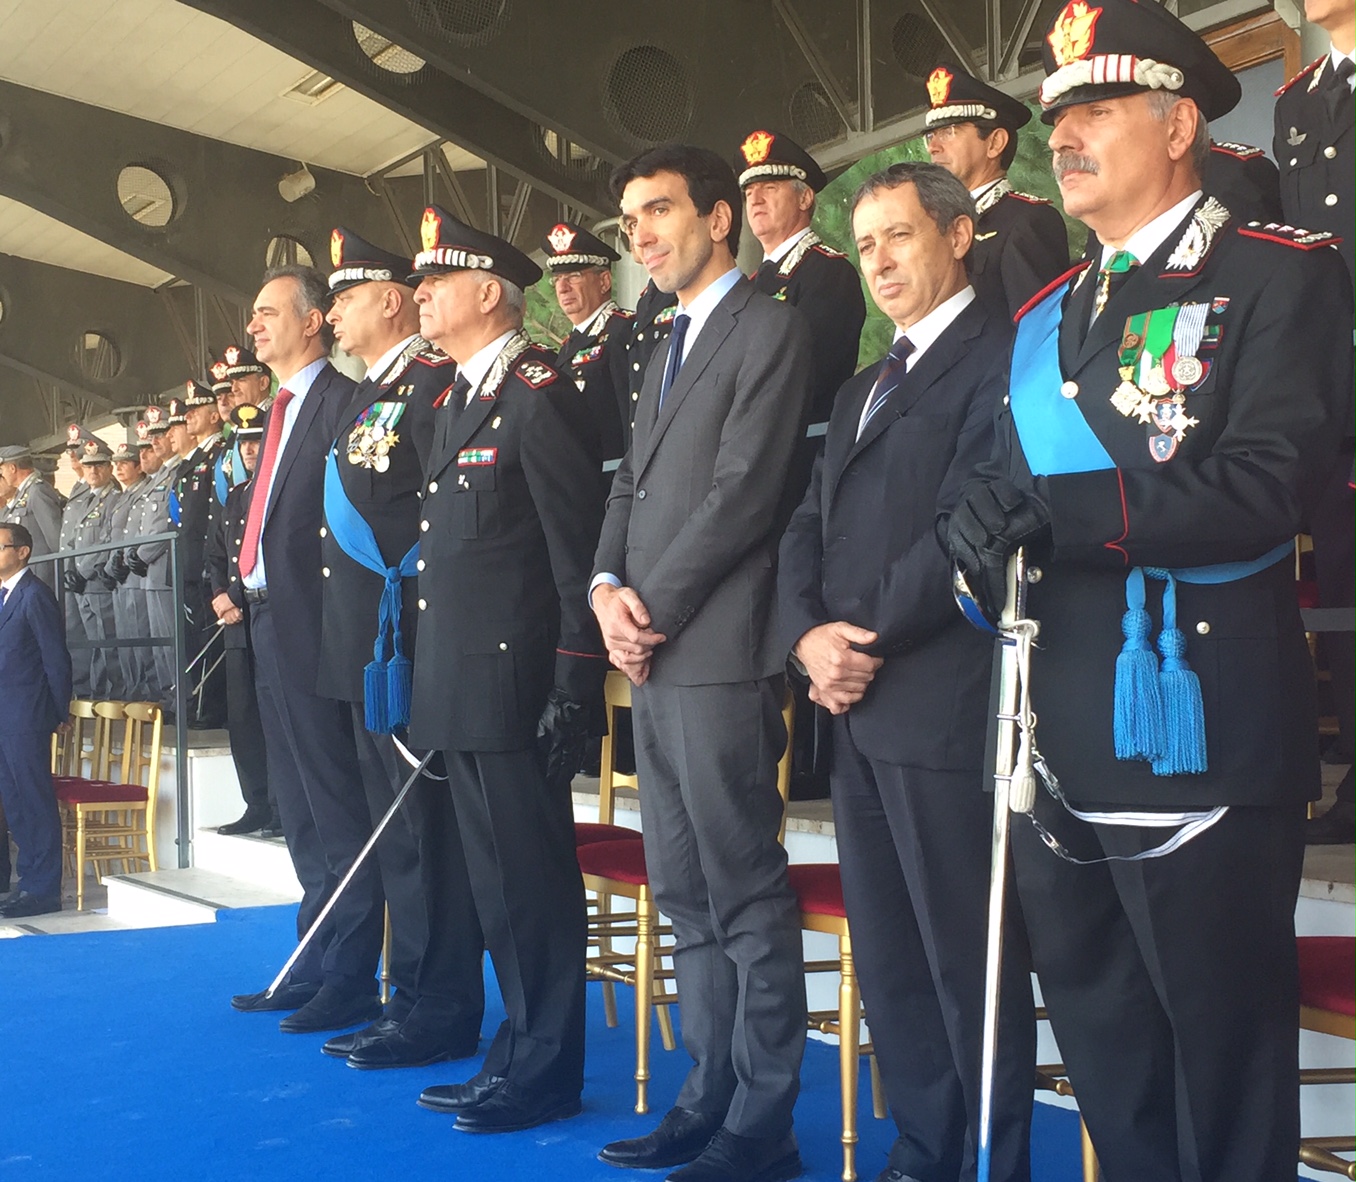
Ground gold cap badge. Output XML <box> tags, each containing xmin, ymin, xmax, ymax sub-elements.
<box><xmin>330</xmin><ymin>229</ymin><xmax>344</xmax><ymax>268</ymax></box>
<box><xmin>421</xmin><ymin>207</ymin><xmax>442</xmax><ymax>253</ymax></box>
<box><xmin>1048</xmin><ymin>1</ymin><xmax>1102</xmax><ymax>67</ymax></box>
<box><xmin>547</xmin><ymin>224</ymin><xmax>577</xmax><ymax>254</ymax></box>
<box><xmin>740</xmin><ymin>130</ymin><xmax>775</xmax><ymax>166</ymax></box>
<box><xmin>927</xmin><ymin>67</ymin><xmax>953</xmax><ymax>107</ymax></box>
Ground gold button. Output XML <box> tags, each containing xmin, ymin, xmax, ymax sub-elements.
<box><xmin>322</xmin><ymin>566</ymin><xmax>330</xmax><ymax>577</ymax></box>
<box><xmin>1324</xmin><ymin>146</ymin><xmax>1337</xmax><ymax>159</ymax></box>
<box><xmin>429</xmin><ymin>481</ymin><xmax>438</xmax><ymax>493</ymax></box>
<box><xmin>416</xmin><ymin>559</ymin><xmax>426</xmax><ymax>572</ymax></box>
<box><xmin>1060</xmin><ymin>380</ymin><xmax>1079</xmax><ymax>399</ymax></box>
<box><xmin>1326</xmin><ymin>194</ymin><xmax>1339</xmax><ymax>206</ymax></box>
<box><xmin>418</xmin><ymin>598</ymin><xmax>427</xmax><ymax>611</ymax></box>
<box><xmin>420</xmin><ymin>520</ymin><xmax>429</xmax><ymax>532</ymax></box>
<box><xmin>498</xmin><ymin>641</ymin><xmax>508</xmax><ymax>651</ymax></box>
<box><xmin>1195</xmin><ymin>621</ymin><xmax>1210</xmax><ymax>635</ymax></box>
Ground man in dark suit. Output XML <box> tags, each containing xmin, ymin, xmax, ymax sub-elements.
<box><xmin>778</xmin><ymin>161</ymin><xmax>1033</xmax><ymax>1182</ymax></box>
<box><xmin>1275</xmin><ymin>0</ymin><xmax>1355</xmax><ymax>843</ymax></box>
<box><xmin>405</xmin><ymin>207</ymin><xmax>606</xmax><ymax>1133</ymax></box>
<box><xmin>592</xmin><ymin>145</ymin><xmax>811</xmax><ymax>1182</ymax></box>
<box><xmin>948</xmin><ymin>3</ymin><xmax>1351</xmax><ymax>1177</ymax></box>
<box><xmin>315</xmin><ymin>226</ymin><xmax>485</xmax><ymax>1073</ymax></box>
<box><xmin>229</xmin><ymin>265</ymin><xmax>384</xmax><ymax>1036</ymax></box>
<box><xmin>924</xmin><ymin>63</ymin><xmax>1071</xmax><ymax>321</ymax></box>
<box><xmin>0</xmin><ymin>522</ymin><xmax>72</xmax><ymax>918</ymax></box>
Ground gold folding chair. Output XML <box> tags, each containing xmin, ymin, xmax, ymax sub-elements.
<box><xmin>1297</xmin><ymin>936</ymin><xmax>1355</xmax><ymax>1179</ymax></box>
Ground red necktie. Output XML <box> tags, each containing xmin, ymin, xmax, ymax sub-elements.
<box><xmin>238</xmin><ymin>387</ymin><xmax>293</xmax><ymax>579</ymax></box>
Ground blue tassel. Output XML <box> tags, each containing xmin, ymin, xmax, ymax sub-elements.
<box><xmin>1152</xmin><ymin>627</ymin><xmax>1207</xmax><ymax>775</ymax></box>
<box><xmin>385</xmin><ymin>653</ymin><xmax>413</xmax><ymax>732</ymax></box>
<box><xmin>364</xmin><ymin>659</ymin><xmax>390</xmax><ymax>734</ymax></box>
<box><xmin>1113</xmin><ymin>573</ymin><xmax>1164</xmax><ymax>760</ymax></box>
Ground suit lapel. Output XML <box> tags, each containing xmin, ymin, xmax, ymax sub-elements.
<box><xmin>0</xmin><ymin>573</ymin><xmax>27</xmax><ymax>633</ymax></box>
<box><xmin>823</xmin><ymin>367</ymin><xmax>878</xmax><ymax>507</ymax></box>
<box><xmin>263</xmin><ymin>365</ymin><xmax>331</xmax><ymax>532</ymax></box>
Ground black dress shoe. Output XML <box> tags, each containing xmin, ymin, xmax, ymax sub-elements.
<box><xmin>217</xmin><ymin>809</ymin><xmax>270</xmax><ymax>836</ymax></box>
<box><xmin>418</xmin><ymin>1071</ymin><xmax>506</xmax><ymax>1114</ymax></box>
<box><xmin>322</xmin><ymin>1016</ymin><xmax>401</xmax><ymax>1059</ymax></box>
<box><xmin>259</xmin><ymin>814</ymin><xmax>285</xmax><ymax>839</ymax></box>
<box><xmin>348</xmin><ymin>1026</ymin><xmax>479</xmax><ymax>1070</ymax></box>
<box><xmin>278</xmin><ymin>985</ymin><xmax>381</xmax><ymax>1034</ymax></box>
<box><xmin>0</xmin><ymin>892</ymin><xmax>60</xmax><ymax>919</ymax></box>
<box><xmin>666</xmin><ymin>1129</ymin><xmax>802</xmax><ymax>1182</ymax></box>
<box><xmin>453</xmin><ymin>1083</ymin><xmax>581</xmax><ymax>1134</ymax></box>
<box><xmin>1306</xmin><ymin>782</ymin><xmax>1354</xmax><ymax>845</ymax></box>
<box><xmin>231</xmin><ymin>980</ymin><xmax>321</xmax><ymax>1013</ymax></box>
<box><xmin>599</xmin><ymin>1107</ymin><xmax>724</xmax><ymax>1169</ymax></box>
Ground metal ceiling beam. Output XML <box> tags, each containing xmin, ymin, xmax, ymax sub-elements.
<box><xmin>774</xmin><ymin>0</ymin><xmax>861</xmax><ymax>132</ymax></box>
<box><xmin>177</xmin><ymin>0</ymin><xmax>612</xmax><ymax>218</ymax></box>
<box><xmin>0</xmin><ymin>80</ymin><xmax>428</xmax><ymax>302</ymax></box>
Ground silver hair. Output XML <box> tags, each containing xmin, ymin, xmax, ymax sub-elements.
<box><xmin>499</xmin><ymin>278</ymin><xmax>526</xmax><ymax>318</ymax></box>
<box><xmin>1146</xmin><ymin>90</ymin><xmax>1210</xmax><ymax>176</ymax></box>
<box><xmin>259</xmin><ymin>264</ymin><xmax>336</xmax><ymax>350</ymax></box>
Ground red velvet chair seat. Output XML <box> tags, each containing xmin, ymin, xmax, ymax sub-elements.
<box><xmin>787</xmin><ymin>863</ymin><xmax>848</xmax><ymax>919</ymax></box>
<box><xmin>575</xmin><ymin>822</ymin><xmax>643</xmax><ymax>846</ymax></box>
<box><xmin>55</xmin><ymin>780</ymin><xmax>148</xmax><ymax>805</ymax></box>
<box><xmin>1298</xmin><ymin>936</ymin><xmax>1355</xmax><ymax>1017</ymax></box>
<box><xmin>576</xmin><ymin>838</ymin><xmax>650</xmax><ymax>885</ymax></box>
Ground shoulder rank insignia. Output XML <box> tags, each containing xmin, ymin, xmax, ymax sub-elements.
<box><xmin>457</xmin><ymin>447</ymin><xmax>497</xmax><ymax>466</ymax></box>
<box><xmin>1238</xmin><ymin>221</ymin><xmax>1338</xmax><ymax>249</ymax></box>
<box><xmin>810</xmin><ymin>242</ymin><xmax>847</xmax><ymax>259</ymax></box>
<box><xmin>572</xmin><ymin>343</ymin><xmax>604</xmax><ymax>367</ymax></box>
<box><xmin>1164</xmin><ymin>196</ymin><xmax>1229</xmax><ymax>274</ymax></box>
<box><xmin>1275</xmin><ymin>55</ymin><xmax>1325</xmax><ymax>97</ymax></box>
<box><xmin>1007</xmin><ymin>190</ymin><xmax>1052</xmax><ymax>205</ymax></box>
<box><xmin>516</xmin><ymin>359</ymin><xmax>557</xmax><ymax>389</ymax></box>
<box><xmin>415</xmin><ymin>343</ymin><xmax>456</xmax><ymax>368</ymax></box>
<box><xmin>1211</xmin><ymin>141</ymin><xmax>1264</xmax><ymax>160</ymax></box>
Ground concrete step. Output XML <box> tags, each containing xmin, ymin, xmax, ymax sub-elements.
<box><xmin>190</xmin><ymin>827</ymin><xmax>302</xmax><ymax>896</ymax></box>
<box><xmin>105</xmin><ymin>866</ymin><xmax>299</xmax><ymax>928</ymax></box>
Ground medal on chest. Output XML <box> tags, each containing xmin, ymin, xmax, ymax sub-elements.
<box><xmin>348</xmin><ymin>399</ymin><xmax>408</xmax><ymax>472</ymax></box>
<box><xmin>1109</xmin><ymin>303</ymin><xmax>1209</xmax><ymax>462</ymax></box>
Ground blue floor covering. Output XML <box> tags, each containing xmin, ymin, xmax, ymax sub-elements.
<box><xmin>0</xmin><ymin>905</ymin><xmax>1086</xmax><ymax>1181</ymax></box>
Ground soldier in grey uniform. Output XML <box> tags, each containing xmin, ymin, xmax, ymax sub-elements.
<box><xmin>55</xmin><ymin>446</ymin><xmax>95</xmax><ymax>695</ymax></box>
<box><xmin>0</xmin><ymin>444</ymin><xmax>64</xmax><ymax>592</ymax></box>
<box><xmin>104</xmin><ymin>440</ymin><xmax>149</xmax><ymax>700</ymax></box>
<box><xmin>129</xmin><ymin>404</ymin><xmax>183</xmax><ymax>708</ymax></box>
<box><xmin>66</xmin><ymin>439</ymin><xmax>120</xmax><ymax>698</ymax></box>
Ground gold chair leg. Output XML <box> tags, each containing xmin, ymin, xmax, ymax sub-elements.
<box><xmin>75</xmin><ymin>806</ymin><xmax>87</xmax><ymax>912</ymax></box>
<box><xmin>599</xmin><ymin>890</ymin><xmax>618</xmax><ymax>1028</ymax></box>
<box><xmin>1080</xmin><ymin>1118</ymin><xmax>1099</xmax><ymax>1182</ymax></box>
<box><xmin>838</xmin><ymin>934</ymin><xmax>860</xmax><ymax>1182</ymax></box>
<box><xmin>656</xmin><ymin>995</ymin><xmax>677</xmax><ymax>1052</ymax></box>
<box><xmin>633</xmin><ymin>887</ymin><xmax>655</xmax><ymax>1115</ymax></box>
<box><xmin>869</xmin><ymin>1052</ymin><xmax>887</xmax><ymax>1120</ymax></box>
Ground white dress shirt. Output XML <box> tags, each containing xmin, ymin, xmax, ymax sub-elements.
<box><xmin>0</xmin><ymin>565</ymin><xmax>28</xmax><ymax>603</ymax></box>
<box><xmin>365</xmin><ymin>334</ymin><xmax>420</xmax><ymax>383</ymax></box>
<box><xmin>457</xmin><ymin>329</ymin><xmax>518</xmax><ymax>406</ymax></box>
<box><xmin>763</xmin><ymin>226</ymin><xmax>814</xmax><ymax>265</ymax></box>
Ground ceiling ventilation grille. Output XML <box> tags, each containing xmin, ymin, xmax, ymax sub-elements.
<box><xmin>353</xmin><ymin>23</ymin><xmax>426</xmax><ymax>74</ymax></box>
<box><xmin>117</xmin><ymin>166</ymin><xmax>175</xmax><ymax>227</ymax></box>
<box><xmin>281</xmin><ymin>69</ymin><xmax>345</xmax><ymax>106</ymax></box>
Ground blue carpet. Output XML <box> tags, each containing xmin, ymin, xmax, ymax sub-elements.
<box><xmin>0</xmin><ymin>906</ymin><xmax>1084</xmax><ymax>1181</ymax></box>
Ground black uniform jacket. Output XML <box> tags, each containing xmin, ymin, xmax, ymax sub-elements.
<box><xmin>174</xmin><ymin>436</ymin><xmax>222</xmax><ymax>584</ymax></box>
<box><xmin>982</xmin><ymin>200</ymin><xmax>1352</xmax><ymax>809</ymax></box>
<box><xmin>778</xmin><ymin>297</ymin><xmax>1008</xmax><ymax>770</ymax></box>
<box><xmin>555</xmin><ymin>303</ymin><xmax>633</xmax><ymax>465</ymax></box>
<box><xmin>1204</xmin><ymin>141</ymin><xmax>1282</xmax><ymax>225</ymax></box>
<box><xmin>620</xmin><ymin>281</ymin><xmax>680</xmax><ymax>449</ymax></box>
<box><xmin>318</xmin><ymin>339</ymin><xmax>453</xmax><ymax>703</ymax></box>
<box><xmin>752</xmin><ymin>232</ymin><xmax>867</xmax><ymax>424</ymax></box>
<box><xmin>205</xmin><ymin>477</ymin><xmax>251</xmax><ymax>651</ymax></box>
<box><xmin>256</xmin><ymin>362</ymin><xmax>357</xmax><ymax>693</ymax></box>
<box><xmin>969</xmin><ymin>180</ymin><xmax>1071</xmax><ymax>323</ymax></box>
<box><xmin>408</xmin><ymin>335</ymin><xmax>606</xmax><ymax>753</ymax></box>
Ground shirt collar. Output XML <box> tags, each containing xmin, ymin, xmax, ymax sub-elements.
<box><xmin>1101</xmin><ymin>190</ymin><xmax>1203</xmax><ymax>270</ymax></box>
<box><xmin>1</xmin><ymin>567</ymin><xmax>28</xmax><ymax>595</ymax></box>
<box><xmin>970</xmin><ymin>178</ymin><xmax>1003</xmax><ymax>200</ymax></box>
<box><xmin>365</xmin><ymin>334</ymin><xmax>419</xmax><ymax>383</ymax></box>
<box><xmin>459</xmin><ymin>329</ymin><xmax>518</xmax><ymax>398</ymax></box>
<box><xmin>577</xmin><ymin>300</ymin><xmax>620</xmax><ymax>338</ymax></box>
<box><xmin>14</xmin><ymin>472</ymin><xmax>36</xmax><ymax>495</ymax></box>
<box><xmin>1331</xmin><ymin>45</ymin><xmax>1355</xmax><ymax>87</ymax></box>
<box><xmin>275</xmin><ymin>355</ymin><xmax>328</xmax><ymax>398</ymax></box>
<box><xmin>764</xmin><ymin>226</ymin><xmax>814</xmax><ymax>264</ymax></box>
<box><xmin>890</xmin><ymin>285</ymin><xmax>976</xmax><ymax>364</ymax></box>
<box><xmin>676</xmin><ymin>267</ymin><xmax>744</xmax><ymax>357</ymax></box>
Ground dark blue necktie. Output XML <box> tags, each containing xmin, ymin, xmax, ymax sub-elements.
<box><xmin>657</xmin><ymin>313</ymin><xmax>691</xmax><ymax>410</ymax></box>
<box><xmin>858</xmin><ymin>336</ymin><xmax>915</xmax><ymax>438</ymax></box>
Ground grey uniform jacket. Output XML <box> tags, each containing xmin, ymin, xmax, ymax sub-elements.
<box><xmin>4</xmin><ymin>474</ymin><xmax>64</xmax><ymax>588</ymax></box>
<box><xmin>73</xmin><ymin>484</ymin><xmax>119</xmax><ymax>588</ymax></box>
<box><xmin>133</xmin><ymin>459</ymin><xmax>181</xmax><ymax>589</ymax></box>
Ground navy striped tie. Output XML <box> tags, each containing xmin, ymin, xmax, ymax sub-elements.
<box><xmin>858</xmin><ymin>336</ymin><xmax>915</xmax><ymax>438</ymax></box>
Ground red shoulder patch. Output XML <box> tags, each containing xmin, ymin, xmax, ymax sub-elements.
<box><xmin>1013</xmin><ymin>261</ymin><xmax>1091</xmax><ymax>323</ymax></box>
<box><xmin>1275</xmin><ymin>56</ymin><xmax>1324</xmax><ymax>97</ymax></box>
<box><xmin>1211</xmin><ymin>140</ymin><xmax>1264</xmax><ymax>160</ymax></box>
<box><xmin>1237</xmin><ymin>221</ymin><xmax>1340</xmax><ymax>250</ymax></box>
<box><xmin>415</xmin><ymin>344</ymin><xmax>455</xmax><ymax>367</ymax></box>
<box><xmin>610</xmin><ymin>307</ymin><xmax>635</xmax><ymax>321</ymax></box>
<box><xmin>515</xmin><ymin>358</ymin><xmax>558</xmax><ymax>389</ymax></box>
<box><xmin>1006</xmin><ymin>190</ymin><xmax>1052</xmax><ymax>206</ymax></box>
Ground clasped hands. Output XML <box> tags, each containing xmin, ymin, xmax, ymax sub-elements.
<box><xmin>591</xmin><ymin>584</ymin><xmax>667</xmax><ymax>687</ymax></box>
<box><xmin>212</xmin><ymin>591</ymin><xmax>243</xmax><ymax>626</ymax></box>
<box><xmin>793</xmin><ymin>622</ymin><xmax>883</xmax><ymax>715</ymax></box>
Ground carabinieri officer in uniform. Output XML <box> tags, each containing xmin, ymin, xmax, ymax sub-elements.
<box><xmin>316</xmin><ymin>226</ymin><xmax>486</xmax><ymax>1073</ymax></box>
<box><xmin>947</xmin><ymin>2</ymin><xmax>1352</xmax><ymax>1178</ymax></box>
<box><xmin>405</xmin><ymin>206</ymin><xmax>607</xmax><ymax>1133</ymax></box>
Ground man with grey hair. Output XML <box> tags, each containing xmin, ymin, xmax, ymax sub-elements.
<box><xmin>779</xmin><ymin>160</ymin><xmax>1034</xmax><ymax>1182</ymax></box>
<box><xmin>947</xmin><ymin>1</ymin><xmax>1351</xmax><ymax>1176</ymax></box>
<box><xmin>229</xmin><ymin>264</ymin><xmax>383</xmax><ymax>1038</ymax></box>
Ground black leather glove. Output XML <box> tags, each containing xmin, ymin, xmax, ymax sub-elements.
<box><xmin>946</xmin><ymin>477</ymin><xmax>1051</xmax><ymax>622</ymax></box>
<box><xmin>126</xmin><ymin>552</ymin><xmax>149</xmax><ymax>578</ymax></box>
<box><xmin>97</xmin><ymin>571</ymin><xmax>119</xmax><ymax>591</ymax></box>
<box><xmin>536</xmin><ymin>687</ymin><xmax>592</xmax><ymax>794</ymax></box>
<box><xmin>63</xmin><ymin>569</ymin><xmax>87</xmax><ymax>594</ymax></box>
<box><xmin>111</xmin><ymin>553</ymin><xmax>130</xmax><ymax>584</ymax></box>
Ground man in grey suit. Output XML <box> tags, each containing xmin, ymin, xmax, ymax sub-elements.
<box><xmin>592</xmin><ymin>144</ymin><xmax>812</xmax><ymax>1182</ymax></box>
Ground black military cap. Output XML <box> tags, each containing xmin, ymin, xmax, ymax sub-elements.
<box><xmin>222</xmin><ymin>344</ymin><xmax>268</xmax><ymax>379</ymax></box>
<box><xmin>166</xmin><ymin>397</ymin><xmax>189</xmax><ymax>426</ymax></box>
<box><xmin>142</xmin><ymin>406</ymin><xmax>169</xmax><ymax>436</ymax></box>
<box><xmin>409</xmin><ymin>204</ymin><xmax>543</xmax><ymax>290</ymax></box>
<box><xmin>541</xmin><ymin>221</ymin><xmax>620</xmax><ymax>272</ymax></box>
<box><xmin>208</xmin><ymin>358</ymin><xmax>232</xmax><ymax>395</ymax></box>
<box><xmin>1039</xmin><ymin>0</ymin><xmax>1240</xmax><ymax>123</ymax></box>
<box><xmin>328</xmin><ymin>226</ymin><xmax>414</xmax><ymax>295</ymax></box>
<box><xmin>230</xmin><ymin>403</ymin><xmax>266</xmax><ymax>440</ymax></box>
<box><xmin>736</xmin><ymin>130</ymin><xmax>828</xmax><ymax>192</ymax></box>
<box><xmin>183</xmin><ymin>379</ymin><xmax>216</xmax><ymax>409</ymax></box>
<box><xmin>924</xmin><ymin>63</ymin><xmax>1032</xmax><ymax>132</ymax></box>
<box><xmin>81</xmin><ymin>438</ymin><xmax>113</xmax><ymax>465</ymax></box>
<box><xmin>111</xmin><ymin>441</ymin><xmax>140</xmax><ymax>464</ymax></box>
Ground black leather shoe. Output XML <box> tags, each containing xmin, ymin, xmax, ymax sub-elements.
<box><xmin>453</xmin><ymin>1083</ymin><xmax>581</xmax><ymax>1134</ymax></box>
<box><xmin>259</xmin><ymin>814</ymin><xmax>285</xmax><ymax>839</ymax></box>
<box><xmin>278</xmin><ymin>985</ymin><xmax>381</xmax><ymax>1034</ymax></box>
<box><xmin>348</xmin><ymin>1026</ymin><xmax>479</xmax><ymax>1070</ymax></box>
<box><xmin>599</xmin><ymin>1107</ymin><xmax>724</xmax><ymax>1169</ymax></box>
<box><xmin>1306</xmin><ymin>788</ymin><xmax>1354</xmax><ymax>845</ymax></box>
<box><xmin>217</xmin><ymin>809</ymin><xmax>270</xmax><ymax>836</ymax></box>
<box><xmin>322</xmin><ymin>1016</ymin><xmax>401</xmax><ymax>1059</ymax></box>
<box><xmin>0</xmin><ymin>891</ymin><xmax>60</xmax><ymax>919</ymax></box>
<box><xmin>666</xmin><ymin>1129</ymin><xmax>802</xmax><ymax>1182</ymax></box>
<box><xmin>418</xmin><ymin>1071</ymin><xmax>506</xmax><ymax>1114</ymax></box>
<box><xmin>231</xmin><ymin>980</ymin><xmax>321</xmax><ymax>1013</ymax></box>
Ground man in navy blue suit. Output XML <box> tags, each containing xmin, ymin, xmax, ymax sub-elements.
<box><xmin>0</xmin><ymin>521</ymin><xmax>72</xmax><ymax>918</ymax></box>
